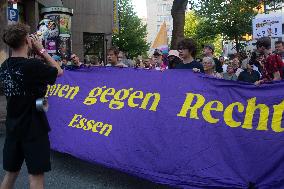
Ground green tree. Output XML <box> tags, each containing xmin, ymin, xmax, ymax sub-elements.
<box><xmin>194</xmin><ymin>0</ymin><xmax>260</xmax><ymax>52</ymax></box>
<box><xmin>112</xmin><ymin>0</ymin><xmax>149</xmax><ymax>58</ymax></box>
<box><xmin>184</xmin><ymin>11</ymin><xmax>222</xmax><ymax>57</ymax></box>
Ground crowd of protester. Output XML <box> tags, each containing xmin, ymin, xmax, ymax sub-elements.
<box><xmin>0</xmin><ymin>23</ymin><xmax>283</xmax><ymax>189</ymax></box>
<box><xmin>52</xmin><ymin>37</ymin><xmax>284</xmax><ymax>86</ymax></box>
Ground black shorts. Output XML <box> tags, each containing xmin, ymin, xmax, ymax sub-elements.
<box><xmin>3</xmin><ymin>134</ymin><xmax>51</xmax><ymax>174</ymax></box>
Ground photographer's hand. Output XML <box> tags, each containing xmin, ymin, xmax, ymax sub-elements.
<box><xmin>30</xmin><ymin>34</ymin><xmax>63</xmax><ymax>77</ymax></box>
<box><xmin>30</xmin><ymin>34</ymin><xmax>44</xmax><ymax>52</ymax></box>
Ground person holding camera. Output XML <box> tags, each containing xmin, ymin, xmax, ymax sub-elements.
<box><xmin>0</xmin><ymin>23</ymin><xmax>63</xmax><ymax>189</ymax></box>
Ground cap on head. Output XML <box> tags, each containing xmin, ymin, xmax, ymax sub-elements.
<box><xmin>168</xmin><ymin>50</ymin><xmax>179</xmax><ymax>58</ymax></box>
<box><xmin>203</xmin><ymin>44</ymin><xmax>215</xmax><ymax>52</ymax></box>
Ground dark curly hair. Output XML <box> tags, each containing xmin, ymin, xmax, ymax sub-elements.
<box><xmin>275</xmin><ymin>40</ymin><xmax>284</xmax><ymax>46</ymax></box>
<box><xmin>107</xmin><ymin>46</ymin><xmax>120</xmax><ymax>56</ymax></box>
<box><xmin>178</xmin><ymin>38</ymin><xmax>197</xmax><ymax>58</ymax></box>
<box><xmin>2</xmin><ymin>23</ymin><xmax>30</xmax><ymax>49</ymax></box>
<box><xmin>256</xmin><ymin>37</ymin><xmax>271</xmax><ymax>50</ymax></box>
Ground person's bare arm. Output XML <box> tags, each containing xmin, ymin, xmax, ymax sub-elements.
<box><xmin>30</xmin><ymin>34</ymin><xmax>63</xmax><ymax>77</ymax></box>
<box><xmin>273</xmin><ymin>71</ymin><xmax>281</xmax><ymax>81</ymax></box>
<box><xmin>254</xmin><ymin>80</ymin><xmax>264</xmax><ymax>86</ymax></box>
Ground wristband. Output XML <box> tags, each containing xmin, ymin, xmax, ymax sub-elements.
<box><xmin>39</xmin><ymin>49</ymin><xmax>46</xmax><ymax>55</ymax></box>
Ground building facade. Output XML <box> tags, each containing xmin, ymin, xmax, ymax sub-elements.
<box><xmin>0</xmin><ymin>0</ymin><xmax>114</xmax><ymax>64</ymax></box>
<box><xmin>146</xmin><ymin>0</ymin><xmax>173</xmax><ymax>47</ymax></box>
<box><xmin>61</xmin><ymin>0</ymin><xmax>113</xmax><ymax>63</ymax></box>
<box><xmin>0</xmin><ymin>0</ymin><xmax>64</xmax><ymax>63</ymax></box>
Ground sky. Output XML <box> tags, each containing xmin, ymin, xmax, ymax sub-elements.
<box><xmin>132</xmin><ymin>0</ymin><xmax>147</xmax><ymax>18</ymax></box>
<box><xmin>132</xmin><ymin>0</ymin><xmax>199</xmax><ymax>18</ymax></box>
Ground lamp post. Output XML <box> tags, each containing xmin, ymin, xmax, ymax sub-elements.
<box><xmin>105</xmin><ymin>38</ymin><xmax>108</xmax><ymax>66</ymax></box>
<box><xmin>104</xmin><ymin>33</ymin><xmax>112</xmax><ymax>66</ymax></box>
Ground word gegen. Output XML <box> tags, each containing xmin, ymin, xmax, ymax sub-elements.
<box><xmin>83</xmin><ymin>86</ymin><xmax>160</xmax><ymax>111</ymax></box>
<box><xmin>177</xmin><ymin>93</ymin><xmax>284</xmax><ymax>133</ymax></box>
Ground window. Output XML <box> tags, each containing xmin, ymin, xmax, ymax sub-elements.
<box><xmin>166</xmin><ymin>4</ymin><xmax>172</xmax><ymax>11</ymax></box>
<box><xmin>160</xmin><ymin>3</ymin><xmax>167</xmax><ymax>12</ymax></box>
<box><xmin>165</xmin><ymin>16</ymin><xmax>171</xmax><ymax>22</ymax></box>
<box><xmin>83</xmin><ymin>33</ymin><xmax>105</xmax><ymax>64</ymax></box>
<box><xmin>157</xmin><ymin>25</ymin><xmax>161</xmax><ymax>32</ymax></box>
<box><xmin>158</xmin><ymin>6</ymin><xmax>162</xmax><ymax>12</ymax></box>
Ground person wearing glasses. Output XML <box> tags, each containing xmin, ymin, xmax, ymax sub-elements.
<box><xmin>175</xmin><ymin>38</ymin><xmax>204</xmax><ymax>73</ymax></box>
<box><xmin>70</xmin><ymin>54</ymin><xmax>83</xmax><ymax>68</ymax></box>
<box><xmin>67</xmin><ymin>54</ymin><xmax>90</xmax><ymax>70</ymax></box>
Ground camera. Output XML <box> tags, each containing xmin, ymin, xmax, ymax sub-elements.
<box><xmin>36</xmin><ymin>97</ymin><xmax>49</xmax><ymax>112</ymax></box>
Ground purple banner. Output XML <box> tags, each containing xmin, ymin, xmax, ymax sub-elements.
<box><xmin>46</xmin><ymin>68</ymin><xmax>284</xmax><ymax>189</ymax></box>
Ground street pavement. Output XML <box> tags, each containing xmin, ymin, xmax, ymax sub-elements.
<box><xmin>0</xmin><ymin>96</ymin><xmax>174</xmax><ymax>189</ymax></box>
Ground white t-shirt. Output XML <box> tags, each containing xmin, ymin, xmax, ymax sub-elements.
<box><xmin>222</xmin><ymin>64</ymin><xmax>228</xmax><ymax>73</ymax></box>
<box><xmin>106</xmin><ymin>63</ymin><xmax>128</xmax><ymax>67</ymax></box>
<box><xmin>253</xmin><ymin>65</ymin><xmax>262</xmax><ymax>77</ymax></box>
<box><xmin>235</xmin><ymin>68</ymin><xmax>244</xmax><ymax>77</ymax></box>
